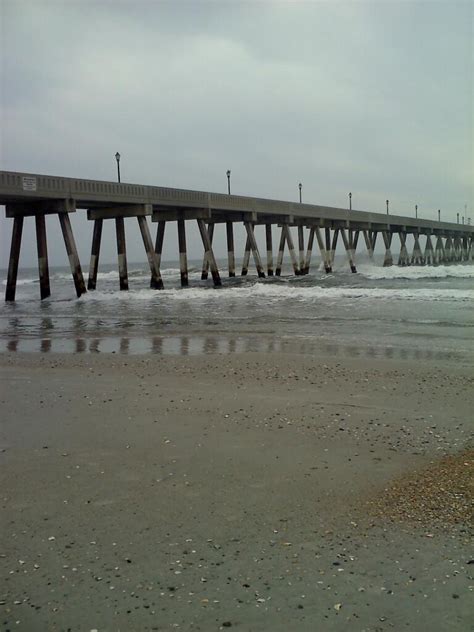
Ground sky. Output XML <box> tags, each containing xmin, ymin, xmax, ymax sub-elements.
<box><xmin>0</xmin><ymin>0</ymin><xmax>472</xmax><ymax>269</ymax></box>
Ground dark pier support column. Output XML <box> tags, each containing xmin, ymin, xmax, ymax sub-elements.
<box><xmin>226</xmin><ymin>221</ymin><xmax>236</xmax><ymax>277</ymax></box>
<box><xmin>265</xmin><ymin>224</ymin><xmax>273</xmax><ymax>276</ymax></box>
<box><xmin>59</xmin><ymin>213</ymin><xmax>86</xmax><ymax>297</ymax></box>
<box><xmin>88</xmin><ymin>219</ymin><xmax>103</xmax><ymax>290</ymax></box>
<box><xmin>381</xmin><ymin>231</ymin><xmax>393</xmax><ymax>267</ymax></box>
<box><xmin>284</xmin><ymin>225</ymin><xmax>300</xmax><ymax>275</ymax></box>
<box><xmin>154</xmin><ymin>221</ymin><xmax>166</xmax><ymax>267</ymax></box>
<box><xmin>35</xmin><ymin>215</ymin><xmax>51</xmax><ymax>300</ymax></box>
<box><xmin>275</xmin><ymin>226</ymin><xmax>286</xmax><ymax>276</ymax></box>
<box><xmin>340</xmin><ymin>228</ymin><xmax>357</xmax><ymax>273</ymax></box>
<box><xmin>363</xmin><ymin>229</ymin><xmax>374</xmax><ymax>260</ymax></box>
<box><xmin>241</xmin><ymin>235</ymin><xmax>251</xmax><ymax>276</ymax></box>
<box><xmin>315</xmin><ymin>227</ymin><xmax>331</xmax><ymax>273</ymax></box>
<box><xmin>176</xmin><ymin>218</ymin><xmax>189</xmax><ymax>287</ymax></box>
<box><xmin>138</xmin><ymin>216</ymin><xmax>163</xmax><ymax>289</ymax></box>
<box><xmin>197</xmin><ymin>219</ymin><xmax>221</xmax><ymax>286</ymax></box>
<box><xmin>330</xmin><ymin>229</ymin><xmax>339</xmax><ymax>267</ymax></box>
<box><xmin>298</xmin><ymin>225</ymin><xmax>305</xmax><ymax>274</ymax></box>
<box><xmin>324</xmin><ymin>228</ymin><xmax>332</xmax><ymax>272</ymax></box>
<box><xmin>5</xmin><ymin>216</ymin><xmax>24</xmax><ymax>302</ymax></box>
<box><xmin>304</xmin><ymin>227</ymin><xmax>315</xmax><ymax>275</ymax></box>
<box><xmin>201</xmin><ymin>223</ymin><xmax>214</xmax><ymax>280</ymax></box>
<box><xmin>352</xmin><ymin>230</ymin><xmax>360</xmax><ymax>252</ymax></box>
<box><xmin>244</xmin><ymin>222</ymin><xmax>265</xmax><ymax>278</ymax></box>
<box><xmin>115</xmin><ymin>217</ymin><xmax>128</xmax><ymax>290</ymax></box>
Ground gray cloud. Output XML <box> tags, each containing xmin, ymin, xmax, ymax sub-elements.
<box><xmin>1</xmin><ymin>0</ymin><xmax>472</xmax><ymax>268</ymax></box>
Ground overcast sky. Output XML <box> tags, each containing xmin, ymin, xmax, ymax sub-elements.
<box><xmin>0</xmin><ymin>0</ymin><xmax>472</xmax><ymax>269</ymax></box>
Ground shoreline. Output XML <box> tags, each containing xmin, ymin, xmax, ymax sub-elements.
<box><xmin>1</xmin><ymin>350</ymin><xmax>472</xmax><ymax>631</ymax></box>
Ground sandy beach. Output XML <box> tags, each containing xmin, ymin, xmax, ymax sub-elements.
<box><xmin>0</xmin><ymin>349</ymin><xmax>472</xmax><ymax>631</ymax></box>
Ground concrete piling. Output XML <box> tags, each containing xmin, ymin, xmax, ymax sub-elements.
<box><xmin>265</xmin><ymin>224</ymin><xmax>274</xmax><ymax>276</ymax></box>
<box><xmin>5</xmin><ymin>216</ymin><xmax>24</xmax><ymax>302</ymax></box>
<box><xmin>59</xmin><ymin>213</ymin><xmax>86</xmax><ymax>297</ymax></box>
<box><xmin>226</xmin><ymin>221</ymin><xmax>236</xmax><ymax>277</ymax></box>
<box><xmin>88</xmin><ymin>219</ymin><xmax>103</xmax><ymax>290</ymax></box>
<box><xmin>177</xmin><ymin>218</ymin><xmax>189</xmax><ymax>287</ymax></box>
<box><xmin>35</xmin><ymin>215</ymin><xmax>51</xmax><ymax>300</ymax></box>
<box><xmin>115</xmin><ymin>217</ymin><xmax>128</xmax><ymax>290</ymax></box>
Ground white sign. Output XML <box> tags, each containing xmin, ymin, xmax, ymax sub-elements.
<box><xmin>22</xmin><ymin>176</ymin><xmax>37</xmax><ymax>191</ymax></box>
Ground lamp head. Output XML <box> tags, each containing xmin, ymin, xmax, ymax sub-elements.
<box><xmin>115</xmin><ymin>152</ymin><xmax>120</xmax><ymax>162</ymax></box>
<box><xmin>226</xmin><ymin>170</ymin><xmax>231</xmax><ymax>177</ymax></box>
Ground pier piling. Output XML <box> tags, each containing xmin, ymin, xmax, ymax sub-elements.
<box><xmin>265</xmin><ymin>224</ymin><xmax>273</xmax><ymax>276</ymax></box>
<box><xmin>87</xmin><ymin>219</ymin><xmax>103</xmax><ymax>290</ymax></box>
<box><xmin>115</xmin><ymin>217</ymin><xmax>128</xmax><ymax>290</ymax></box>
<box><xmin>35</xmin><ymin>215</ymin><xmax>51</xmax><ymax>299</ymax></box>
<box><xmin>226</xmin><ymin>221</ymin><xmax>236</xmax><ymax>277</ymax></box>
<box><xmin>59</xmin><ymin>213</ymin><xmax>86</xmax><ymax>297</ymax></box>
<box><xmin>244</xmin><ymin>222</ymin><xmax>265</xmax><ymax>278</ymax></box>
<box><xmin>5</xmin><ymin>216</ymin><xmax>24</xmax><ymax>302</ymax></box>
<box><xmin>177</xmin><ymin>218</ymin><xmax>189</xmax><ymax>287</ymax></box>
<box><xmin>138</xmin><ymin>215</ymin><xmax>163</xmax><ymax>289</ymax></box>
<box><xmin>275</xmin><ymin>226</ymin><xmax>286</xmax><ymax>276</ymax></box>
<box><xmin>197</xmin><ymin>219</ymin><xmax>221</xmax><ymax>286</ymax></box>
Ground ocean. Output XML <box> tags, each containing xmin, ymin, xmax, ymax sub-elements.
<box><xmin>1</xmin><ymin>256</ymin><xmax>473</xmax><ymax>363</ymax></box>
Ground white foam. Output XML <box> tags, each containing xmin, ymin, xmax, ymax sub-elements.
<box><xmin>357</xmin><ymin>263</ymin><xmax>474</xmax><ymax>280</ymax></box>
<box><xmin>82</xmin><ymin>281</ymin><xmax>474</xmax><ymax>304</ymax></box>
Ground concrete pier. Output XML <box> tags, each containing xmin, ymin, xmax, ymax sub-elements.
<box><xmin>1</xmin><ymin>170</ymin><xmax>472</xmax><ymax>300</ymax></box>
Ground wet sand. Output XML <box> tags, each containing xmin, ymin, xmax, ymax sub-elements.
<box><xmin>0</xmin><ymin>350</ymin><xmax>472</xmax><ymax>631</ymax></box>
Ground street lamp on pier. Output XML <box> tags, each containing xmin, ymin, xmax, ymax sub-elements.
<box><xmin>457</xmin><ymin>212</ymin><xmax>459</xmax><ymax>224</ymax></box>
<box><xmin>115</xmin><ymin>152</ymin><xmax>121</xmax><ymax>183</ymax></box>
<box><xmin>438</xmin><ymin>209</ymin><xmax>441</xmax><ymax>222</ymax></box>
<box><xmin>415</xmin><ymin>204</ymin><xmax>418</xmax><ymax>219</ymax></box>
<box><xmin>386</xmin><ymin>199</ymin><xmax>389</xmax><ymax>215</ymax></box>
<box><xmin>349</xmin><ymin>192</ymin><xmax>352</xmax><ymax>210</ymax></box>
<box><xmin>299</xmin><ymin>182</ymin><xmax>302</xmax><ymax>203</ymax></box>
<box><xmin>226</xmin><ymin>170</ymin><xmax>231</xmax><ymax>195</ymax></box>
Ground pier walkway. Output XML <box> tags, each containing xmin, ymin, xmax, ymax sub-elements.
<box><xmin>1</xmin><ymin>170</ymin><xmax>473</xmax><ymax>300</ymax></box>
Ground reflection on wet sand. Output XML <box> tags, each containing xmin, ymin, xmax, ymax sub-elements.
<box><xmin>40</xmin><ymin>338</ymin><xmax>52</xmax><ymax>353</ymax></box>
<box><xmin>7</xmin><ymin>339</ymin><xmax>19</xmax><ymax>352</ymax></box>
<box><xmin>0</xmin><ymin>334</ymin><xmax>463</xmax><ymax>363</ymax></box>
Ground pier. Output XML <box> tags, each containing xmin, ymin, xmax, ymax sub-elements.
<box><xmin>1</xmin><ymin>170</ymin><xmax>473</xmax><ymax>301</ymax></box>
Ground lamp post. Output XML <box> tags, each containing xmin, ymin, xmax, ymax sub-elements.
<box><xmin>115</xmin><ymin>152</ymin><xmax>121</xmax><ymax>183</ymax></box>
<box><xmin>226</xmin><ymin>170</ymin><xmax>231</xmax><ymax>195</ymax></box>
<box><xmin>386</xmin><ymin>199</ymin><xmax>389</xmax><ymax>215</ymax></box>
<box><xmin>299</xmin><ymin>182</ymin><xmax>302</xmax><ymax>203</ymax></box>
<box><xmin>438</xmin><ymin>209</ymin><xmax>441</xmax><ymax>222</ymax></box>
<box><xmin>349</xmin><ymin>192</ymin><xmax>352</xmax><ymax>210</ymax></box>
<box><xmin>457</xmin><ymin>212</ymin><xmax>459</xmax><ymax>224</ymax></box>
<box><xmin>415</xmin><ymin>204</ymin><xmax>418</xmax><ymax>219</ymax></box>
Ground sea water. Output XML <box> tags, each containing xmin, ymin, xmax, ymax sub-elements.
<box><xmin>0</xmin><ymin>257</ymin><xmax>473</xmax><ymax>363</ymax></box>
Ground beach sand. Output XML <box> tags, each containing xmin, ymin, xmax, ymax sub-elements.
<box><xmin>0</xmin><ymin>350</ymin><xmax>472</xmax><ymax>631</ymax></box>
